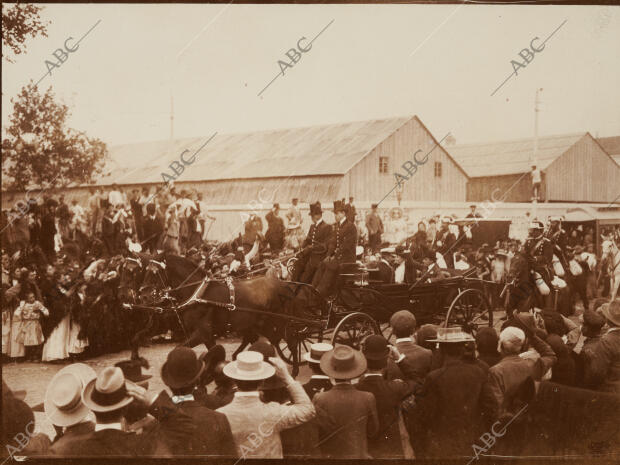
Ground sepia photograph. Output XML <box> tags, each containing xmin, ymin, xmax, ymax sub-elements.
<box><xmin>1</xmin><ymin>1</ymin><xmax>619</xmax><ymax>462</ymax></box>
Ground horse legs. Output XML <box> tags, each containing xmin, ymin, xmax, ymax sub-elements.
<box><xmin>131</xmin><ymin>314</ymin><xmax>155</xmax><ymax>360</ymax></box>
<box><xmin>232</xmin><ymin>332</ymin><xmax>259</xmax><ymax>360</ymax></box>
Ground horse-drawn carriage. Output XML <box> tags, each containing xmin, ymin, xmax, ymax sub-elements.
<box><xmin>120</xmin><ymin>252</ymin><xmax>498</xmax><ymax>376</ymax></box>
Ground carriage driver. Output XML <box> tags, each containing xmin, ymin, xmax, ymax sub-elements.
<box><xmin>291</xmin><ymin>202</ymin><xmax>332</xmax><ymax>283</ymax></box>
<box><xmin>312</xmin><ymin>200</ymin><xmax>358</xmax><ymax>297</ymax></box>
<box><xmin>524</xmin><ymin>220</ymin><xmax>555</xmax><ymax>290</ymax></box>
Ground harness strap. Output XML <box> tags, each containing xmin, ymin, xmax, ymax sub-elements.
<box><xmin>225</xmin><ymin>276</ymin><xmax>236</xmax><ymax>311</ymax></box>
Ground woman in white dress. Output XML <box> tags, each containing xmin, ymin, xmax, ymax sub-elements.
<box><xmin>42</xmin><ymin>275</ymin><xmax>72</xmax><ymax>362</ymax></box>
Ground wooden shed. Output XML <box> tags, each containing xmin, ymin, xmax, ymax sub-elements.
<box><xmin>449</xmin><ymin>133</ymin><xmax>620</xmax><ymax>203</ymax></box>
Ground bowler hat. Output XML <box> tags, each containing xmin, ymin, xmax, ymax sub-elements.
<box><xmin>362</xmin><ymin>335</ymin><xmax>390</xmax><ymax>361</ymax></box>
<box><xmin>390</xmin><ymin>310</ymin><xmax>417</xmax><ymax>335</ymax></box>
<box><xmin>82</xmin><ymin>367</ymin><xmax>135</xmax><ymax>413</ymax></box>
<box><xmin>320</xmin><ymin>346</ymin><xmax>367</xmax><ymax>380</ymax></box>
<box><xmin>161</xmin><ymin>347</ymin><xmax>205</xmax><ymax>389</ymax></box>
<box><xmin>304</xmin><ymin>342</ymin><xmax>333</xmax><ymax>363</ymax></box>
<box><xmin>601</xmin><ymin>300</ymin><xmax>620</xmax><ymax>327</ymax></box>
<box><xmin>45</xmin><ymin>363</ymin><xmax>96</xmax><ymax>427</ymax></box>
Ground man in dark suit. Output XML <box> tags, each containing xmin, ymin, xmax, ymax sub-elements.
<box><xmin>387</xmin><ymin>310</ymin><xmax>433</xmax><ymax>386</ymax></box>
<box><xmin>142</xmin><ymin>203</ymin><xmax>164</xmax><ymax>254</ymax></box>
<box><xmin>313</xmin><ymin>346</ymin><xmax>378</xmax><ymax>458</ymax></box>
<box><xmin>313</xmin><ymin>200</ymin><xmax>358</xmax><ymax>297</ymax></box>
<box><xmin>265</xmin><ymin>204</ymin><xmax>285</xmax><ymax>254</ymax></box>
<box><xmin>302</xmin><ymin>343</ymin><xmax>333</xmax><ymax>400</ymax></box>
<box><xmin>292</xmin><ymin>202</ymin><xmax>332</xmax><ymax>283</ymax></box>
<box><xmin>433</xmin><ymin>217</ymin><xmax>457</xmax><ymax>268</ymax></box>
<box><xmin>365</xmin><ymin>204</ymin><xmax>384</xmax><ymax>254</ymax></box>
<box><xmin>357</xmin><ymin>335</ymin><xmax>413</xmax><ymax>459</ymax></box>
<box><xmin>412</xmin><ymin>328</ymin><xmax>489</xmax><ymax>459</ymax></box>
<box><xmin>159</xmin><ymin>347</ymin><xmax>237</xmax><ymax>457</ymax></box>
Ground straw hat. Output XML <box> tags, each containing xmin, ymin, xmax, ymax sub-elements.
<box><xmin>82</xmin><ymin>367</ymin><xmax>134</xmax><ymax>413</ymax></box>
<box><xmin>601</xmin><ymin>300</ymin><xmax>620</xmax><ymax>327</ymax></box>
<box><xmin>303</xmin><ymin>343</ymin><xmax>334</xmax><ymax>364</ymax></box>
<box><xmin>428</xmin><ymin>327</ymin><xmax>475</xmax><ymax>343</ymax></box>
<box><xmin>45</xmin><ymin>363</ymin><xmax>96</xmax><ymax>427</ymax></box>
<box><xmin>222</xmin><ymin>351</ymin><xmax>275</xmax><ymax>381</ymax></box>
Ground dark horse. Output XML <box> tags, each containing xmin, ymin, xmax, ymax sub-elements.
<box><xmin>505</xmin><ymin>250</ymin><xmax>572</xmax><ymax>316</ymax></box>
<box><xmin>119</xmin><ymin>253</ymin><xmax>323</xmax><ymax>366</ymax></box>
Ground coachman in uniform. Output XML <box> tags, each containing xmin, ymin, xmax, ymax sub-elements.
<box><xmin>291</xmin><ymin>202</ymin><xmax>332</xmax><ymax>283</ymax></box>
<box><xmin>313</xmin><ymin>200</ymin><xmax>357</xmax><ymax>297</ymax></box>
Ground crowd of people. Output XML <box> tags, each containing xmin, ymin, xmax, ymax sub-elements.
<box><xmin>3</xmin><ymin>301</ymin><xmax>619</xmax><ymax>459</ymax></box>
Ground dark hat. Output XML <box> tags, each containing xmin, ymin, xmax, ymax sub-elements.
<box><xmin>309</xmin><ymin>201</ymin><xmax>322</xmax><ymax>216</ymax></box>
<box><xmin>416</xmin><ymin>324</ymin><xmax>438</xmax><ymax>349</ymax></box>
<box><xmin>371</xmin><ymin>203</ymin><xmax>378</xmax><ymax>209</ymax></box>
<box><xmin>362</xmin><ymin>335</ymin><xmax>390</xmax><ymax>361</ymax></box>
<box><xmin>161</xmin><ymin>347</ymin><xmax>205</xmax><ymax>389</ymax></box>
<box><xmin>333</xmin><ymin>200</ymin><xmax>345</xmax><ymax>213</ymax></box>
<box><xmin>249</xmin><ymin>341</ymin><xmax>285</xmax><ymax>390</ymax></box>
<box><xmin>390</xmin><ymin>310</ymin><xmax>417</xmax><ymax>334</ymax></box>
<box><xmin>273</xmin><ymin>203</ymin><xmax>280</xmax><ymax>210</ymax></box>
<box><xmin>198</xmin><ymin>344</ymin><xmax>227</xmax><ymax>386</ymax></box>
<box><xmin>582</xmin><ymin>308</ymin><xmax>606</xmax><ymax>337</ymax></box>
<box><xmin>115</xmin><ymin>359</ymin><xmax>152</xmax><ymax>385</ymax></box>
<box><xmin>320</xmin><ymin>346</ymin><xmax>367</xmax><ymax>380</ymax></box>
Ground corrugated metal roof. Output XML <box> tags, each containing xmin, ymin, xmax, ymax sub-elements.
<box><xmin>448</xmin><ymin>133</ymin><xmax>586</xmax><ymax>178</ymax></box>
<box><xmin>96</xmin><ymin>116</ymin><xmax>413</xmax><ymax>185</ymax></box>
<box><xmin>597</xmin><ymin>136</ymin><xmax>620</xmax><ymax>157</ymax></box>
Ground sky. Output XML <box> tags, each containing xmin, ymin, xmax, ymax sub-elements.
<box><xmin>2</xmin><ymin>3</ymin><xmax>619</xmax><ymax>149</ymax></box>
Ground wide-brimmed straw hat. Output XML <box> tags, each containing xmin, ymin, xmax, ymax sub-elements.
<box><xmin>601</xmin><ymin>301</ymin><xmax>620</xmax><ymax>327</ymax></box>
<box><xmin>82</xmin><ymin>367</ymin><xmax>135</xmax><ymax>413</ymax></box>
<box><xmin>428</xmin><ymin>327</ymin><xmax>475</xmax><ymax>343</ymax></box>
<box><xmin>222</xmin><ymin>351</ymin><xmax>275</xmax><ymax>381</ymax></box>
<box><xmin>45</xmin><ymin>363</ymin><xmax>96</xmax><ymax>427</ymax></box>
<box><xmin>161</xmin><ymin>347</ymin><xmax>205</xmax><ymax>389</ymax></box>
<box><xmin>303</xmin><ymin>343</ymin><xmax>333</xmax><ymax>363</ymax></box>
<box><xmin>320</xmin><ymin>346</ymin><xmax>367</xmax><ymax>380</ymax></box>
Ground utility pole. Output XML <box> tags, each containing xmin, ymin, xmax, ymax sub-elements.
<box><xmin>532</xmin><ymin>88</ymin><xmax>543</xmax><ymax>218</ymax></box>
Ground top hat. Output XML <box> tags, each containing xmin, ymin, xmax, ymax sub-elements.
<box><xmin>428</xmin><ymin>327</ymin><xmax>475</xmax><ymax>343</ymax></box>
<box><xmin>45</xmin><ymin>363</ymin><xmax>96</xmax><ymax>427</ymax></box>
<box><xmin>115</xmin><ymin>360</ymin><xmax>152</xmax><ymax>385</ymax></box>
<box><xmin>320</xmin><ymin>346</ymin><xmax>367</xmax><ymax>380</ymax></box>
<box><xmin>82</xmin><ymin>367</ymin><xmax>135</xmax><ymax>413</ymax></box>
<box><xmin>309</xmin><ymin>202</ymin><xmax>322</xmax><ymax>216</ymax></box>
<box><xmin>222</xmin><ymin>351</ymin><xmax>276</xmax><ymax>381</ymax></box>
<box><xmin>304</xmin><ymin>342</ymin><xmax>334</xmax><ymax>364</ymax></box>
<box><xmin>601</xmin><ymin>301</ymin><xmax>620</xmax><ymax>327</ymax></box>
<box><xmin>333</xmin><ymin>200</ymin><xmax>345</xmax><ymax>213</ymax></box>
<box><xmin>362</xmin><ymin>335</ymin><xmax>390</xmax><ymax>361</ymax></box>
<box><xmin>161</xmin><ymin>347</ymin><xmax>205</xmax><ymax>389</ymax></box>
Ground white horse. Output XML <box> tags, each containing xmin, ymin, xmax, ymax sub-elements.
<box><xmin>602</xmin><ymin>238</ymin><xmax>620</xmax><ymax>301</ymax></box>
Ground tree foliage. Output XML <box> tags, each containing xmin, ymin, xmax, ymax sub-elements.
<box><xmin>2</xmin><ymin>3</ymin><xmax>49</xmax><ymax>63</ymax></box>
<box><xmin>2</xmin><ymin>83</ymin><xmax>109</xmax><ymax>191</ymax></box>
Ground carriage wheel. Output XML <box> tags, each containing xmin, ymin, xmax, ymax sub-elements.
<box><xmin>330</xmin><ymin>312</ymin><xmax>380</xmax><ymax>350</ymax></box>
<box><xmin>379</xmin><ymin>322</ymin><xmax>395</xmax><ymax>343</ymax></box>
<box><xmin>444</xmin><ymin>289</ymin><xmax>493</xmax><ymax>335</ymax></box>
<box><xmin>275</xmin><ymin>324</ymin><xmax>323</xmax><ymax>376</ymax></box>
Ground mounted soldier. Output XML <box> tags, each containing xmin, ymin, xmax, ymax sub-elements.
<box><xmin>313</xmin><ymin>200</ymin><xmax>358</xmax><ymax>298</ymax></box>
<box><xmin>291</xmin><ymin>202</ymin><xmax>332</xmax><ymax>284</ymax></box>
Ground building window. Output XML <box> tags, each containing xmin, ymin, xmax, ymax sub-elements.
<box><xmin>434</xmin><ymin>161</ymin><xmax>442</xmax><ymax>178</ymax></box>
<box><xmin>379</xmin><ymin>157</ymin><xmax>389</xmax><ymax>173</ymax></box>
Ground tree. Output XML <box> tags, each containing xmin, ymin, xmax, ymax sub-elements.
<box><xmin>2</xmin><ymin>3</ymin><xmax>49</xmax><ymax>63</ymax></box>
<box><xmin>1</xmin><ymin>83</ymin><xmax>109</xmax><ymax>191</ymax></box>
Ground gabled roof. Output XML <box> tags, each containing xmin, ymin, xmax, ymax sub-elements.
<box><xmin>448</xmin><ymin>133</ymin><xmax>586</xmax><ymax>177</ymax></box>
<box><xmin>97</xmin><ymin>116</ymin><xmax>415</xmax><ymax>185</ymax></box>
<box><xmin>597</xmin><ymin>136</ymin><xmax>620</xmax><ymax>165</ymax></box>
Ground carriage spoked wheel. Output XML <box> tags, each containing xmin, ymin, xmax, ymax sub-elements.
<box><xmin>444</xmin><ymin>289</ymin><xmax>493</xmax><ymax>335</ymax></box>
<box><xmin>330</xmin><ymin>312</ymin><xmax>380</xmax><ymax>350</ymax></box>
<box><xmin>276</xmin><ymin>322</ymin><xmax>323</xmax><ymax>376</ymax></box>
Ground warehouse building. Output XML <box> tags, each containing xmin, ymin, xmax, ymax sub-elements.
<box><xmin>449</xmin><ymin>132</ymin><xmax>620</xmax><ymax>203</ymax></box>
